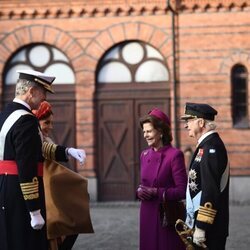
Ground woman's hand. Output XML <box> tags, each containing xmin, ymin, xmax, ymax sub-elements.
<box><xmin>137</xmin><ymin>185</ymin><xmax>158</xmax><ymax>200</ymax></box>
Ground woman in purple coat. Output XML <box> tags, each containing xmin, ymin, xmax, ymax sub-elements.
<box><xmin>137</xmin><ymin>108</ymin><xmax>187</xmax><ymax>250</ymax></box>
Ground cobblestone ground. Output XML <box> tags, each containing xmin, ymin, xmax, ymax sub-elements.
<box><xmin>73</xmin><ymin>203</ymin><xmax>250</xmax><ymax>250</ymax></box>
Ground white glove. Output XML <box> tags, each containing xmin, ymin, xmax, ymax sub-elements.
<box><xmin>30</xmin><ymin>209</ymin><xmax>45</xmax><ymax>230</ymax></box>
<box><xmin>193</xmin><ymin>226</ymin><xmax>207</xmax><ymax>248</ymax></box>
<box><xmin>67</xmin><ymin>147</ymin><xmax>86</xmax><ymax>165</ymax></box>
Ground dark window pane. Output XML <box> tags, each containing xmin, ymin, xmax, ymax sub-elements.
<box><xmin>231</xmin><ymin>64</ymin><xmax>248</xmax><ymax>128</ymax></box>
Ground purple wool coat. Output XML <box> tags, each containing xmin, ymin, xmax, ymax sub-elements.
<box><xmin>138</xmin><ymin>145</ymin><xmax>187</xmax><ymax>250</ymax></box>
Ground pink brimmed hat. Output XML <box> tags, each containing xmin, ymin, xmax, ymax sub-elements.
<box><xmin>148</xmin><ymin>108</ymin><xmax>170</xmax><ymax>126</ymax></box>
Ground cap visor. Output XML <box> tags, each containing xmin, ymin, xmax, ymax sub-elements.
<box><xmin>180</xmin><ymin>115</ymin><xmax>196</xmax><ymax>120</ymax></box>
<box><xmin>46</xmin><ymin>88</ymin><xmax>54</xmax><ymax>94</ymax></box>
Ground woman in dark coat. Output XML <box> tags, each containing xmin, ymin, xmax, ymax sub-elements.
<box><xmin>137</xmin><ymin>108</ymin><xmax>187</xmax><ymax>250</ymax></box>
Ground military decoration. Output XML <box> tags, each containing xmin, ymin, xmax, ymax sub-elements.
<box><xmin>195</xmin><ymin>148</ymin><xmax>203</xmax><ymax>162</ymax></box>
<box><xmin>20</xmin><ymin>177</ymin><xmax>39</xmax><ymax>200</ymax></box>
<box><xmin>209</xmin><ymin>148</ymin><xmax>216</xmax><ymax>153</ymax></box>
<box><xmin>188</xmin><ymin>169</ymin><xmax>198</xmax><ymax>192</ymax></box>
<box><xmin>197</xmin><ymin>202</ymin><xmax>217</xmax><ymax>225</ymax></box>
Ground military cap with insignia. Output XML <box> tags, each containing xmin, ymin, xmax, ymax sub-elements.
<box><xmin>180</xmin><ymin>102</ymin><xmax>218</xmax><ymax>121</ymax></box>
<box><xmin>17</xmin><ymin>69</ymin><xmax>55</xmax><ymax>93</ymax></box>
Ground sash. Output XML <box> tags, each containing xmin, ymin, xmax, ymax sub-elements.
<box><xmin>185</xmin><ymin>187</ymin><xmax>201</xmax><ymax>228</ymax></box>
<box><xmin>0</xmin><ymin>109</ymin><xmax>31</xmax><ymax>160</ymax></box>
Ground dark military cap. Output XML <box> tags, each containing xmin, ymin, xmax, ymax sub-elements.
<box><xmin>17</xmin><ymin>69</ymin><xmax>55</xmax><ymax>93</ymax></box>
<box><xmin>180</xmin><ymin>102</ymin><xmax>218</xmax><ymax>121</ymax></box>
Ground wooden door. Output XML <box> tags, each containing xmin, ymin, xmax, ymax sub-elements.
<box><xmin>96</xmin><ymin>83</ymin><xmax>170</xmax><ymax>201</ymax></box>
<box><xmin>46</xmin><ymin>85</ymin><xmax>76</xmax><ymax>170</ymax></box>
<box><xmin>97</xmin><ymin>100</ymin><xmax>135</xmax><ymax>200</ymax></box>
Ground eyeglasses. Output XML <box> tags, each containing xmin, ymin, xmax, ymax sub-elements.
<box><xmin>185</xmin><ymin>118</ymin><xmax>200</xmax><ymax>125</ymax></box>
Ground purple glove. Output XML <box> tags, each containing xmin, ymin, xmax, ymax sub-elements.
<box><xmin>137</xmin><ymin>187</ymin><xmax>152</xmax><ymax>200</ymax></box>
<box><xmin>137</xmin><ymin>185</ymin><xmax>158</xmax><ymax>200</ymax></box>
<box><xmin>141</xmin><ymin>185</ymin><xmax>158</xmax><ymax>197</ymax></box>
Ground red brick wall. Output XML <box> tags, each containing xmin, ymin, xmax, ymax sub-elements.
<box><xmin>0</xmin><ymin>0</ymin><xmax>249</xmax><ymax>177</ymax></box>
<box><xmin>177</xmin><ymin>5</ymin><xmax>250</xmax><ymax>175</ymax></box>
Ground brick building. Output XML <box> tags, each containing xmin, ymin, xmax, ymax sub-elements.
<box><xmin>0</xmin><ymin>0</ymin><xmax>249</xmax><ymax>203</ymax></box>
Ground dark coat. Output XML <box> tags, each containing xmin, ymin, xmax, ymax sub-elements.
<box><xmin>0</xmin><ymin>101</ymin><xmax>67</xmax><ymax>250</ymax></box>
<box><xmin>139</xmin><ymin>145</ymin><xmax>187</xmax><ymax>250</ymax></box>
<box><xmin>187</xmin><ymin>132</ymin><xmax>229</xmax><ymax>249</ymax></box>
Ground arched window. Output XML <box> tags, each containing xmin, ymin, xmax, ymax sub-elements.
<box><xmin>97</xmin><ymin>41</ymin><xmax>169</xmax><ymax>84</ymax></box>
<box><xmin>4</xmin><ymin>43</ymin><xmax>75</xmax><ymax>85</ymax></box>
<box><xmin>231</xmin><ymin>64</ymin><xmax>249</xmax><ymax>128</ymax></box>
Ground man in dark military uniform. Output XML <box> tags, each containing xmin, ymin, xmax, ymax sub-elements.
<box><xmin>0</xmin><ymin>70</ymin><xmax>86</xmax><ymax>250</ymax></box>
<box><xmin>181</xmin><ymin>102</ymin><xmax>229</xmax><ymax>250</ymax></box>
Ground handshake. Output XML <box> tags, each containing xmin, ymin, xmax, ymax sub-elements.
<box><xmin>136</xmin><ymin>185</ymin><xmax>158</xmax><ymax>200</ymax></box>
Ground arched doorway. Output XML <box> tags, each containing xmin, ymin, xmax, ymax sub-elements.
<box><xmin>3</xmin><ymin>43</ymin><xmax>77</xmax><ymax>170</ymax></box>
<box><xmin>96</xmin><ymin>41</ymin><xmax>171</xmax><ymax>201</ymax></box>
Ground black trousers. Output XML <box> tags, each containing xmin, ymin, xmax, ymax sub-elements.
<box><xmin>207</xmin><ymin>236</ymin><xmax>226</xmax><ymax>250</ymax></box>
<box><xmin>59</xmin><ymin>234</ymin><xmax>78</xmax><ymax>250</ymax></box>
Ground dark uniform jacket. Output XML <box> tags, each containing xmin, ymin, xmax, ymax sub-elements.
<box><xmin>186</xmin><ymin>132</ymin><xmax>229</xmax><ymax>247</ymax></box>
<box><xmin>0</xmin><ymin>101</ymin><xmax>67</xmax><ymax>250</ymax></box>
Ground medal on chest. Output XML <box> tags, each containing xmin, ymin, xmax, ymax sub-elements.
<box><xmin>188</xmin><ymin>169</ymin><xmax>198</xmax><ymax>192</ymax></box>
<box><xmin>194</xmin><ymin>148</ymin><xmax>203</xmax><ymax>162</ymax></box>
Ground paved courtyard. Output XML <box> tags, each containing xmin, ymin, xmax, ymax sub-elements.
<box><xmin>73</xmin><ymin>202</ymin><xmax>250</xmax><ymax>250</ymax></box>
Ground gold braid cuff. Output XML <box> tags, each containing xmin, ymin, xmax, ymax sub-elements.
<box><xmin>20</xmin><ymin>177</ymin><xmax>39</xmax><ymax>200</ymax></box>
<box><xmin>42</xmin><ymin>141</ymin><xmax>57</xmax><ymax>160</ymax></box>
<box><xmin>197</xmin><ymin>202</ymin><xmax>217</xmax><ymax>225</ymax></box>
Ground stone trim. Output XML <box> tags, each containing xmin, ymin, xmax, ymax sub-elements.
<box><xmin>0</xmin><ymin>25</ymin><xmax>85</xmax><ymax>93</ymax></box>
<box><xmin>0</xmin><ymin>3</ymin><xmax>168</xmax><ymax>20</ymax></box>
<box><xmin>220</xmin><ymin>50</ymin><xmax>250</xmax><ymax>75</ymax></box>
<box><xmin>179</xmin><ymin>0</ymin><xmax>250</xmax><ymax>13</ymax></box>
<box><xmin>0</xmin><ymin>20</ymin><xmax>172</xmax><ymax>118</ymax></box>
<box><xmin>0</xmin><ymin>1</ymin><xmax>249</xmax><ymax>19</ymax></box>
